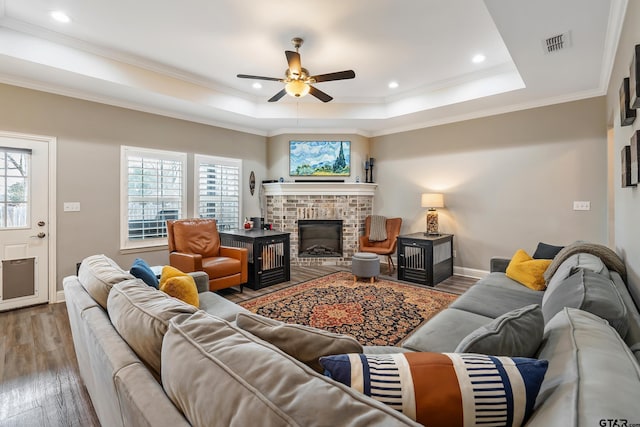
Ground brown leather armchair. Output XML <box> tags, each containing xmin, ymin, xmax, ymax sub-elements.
<box><xmin>167</xmin><ymin>218</ymin><xmax>248</xmax><ymax>292</ymax></box>
<box><xmin>359</xmin><ymin>216</ymin><xmax>402</xmax><ymax>273</ymax></box>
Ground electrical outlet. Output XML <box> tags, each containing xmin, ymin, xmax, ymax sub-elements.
<box><xmin>453</xmin><ymin>249</ymin><xmax>457</xmax><ymax>258</ymax></box>
<box><xmin>573</xmin><ymin>201</ymin><xmax>590</xmax><ymax>211</ymax></box>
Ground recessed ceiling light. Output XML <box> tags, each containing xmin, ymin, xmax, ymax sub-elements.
<box><xmin>388</xmin><ymin>81</ymin><xmax>399</xmax><ymax>89</ymax></box>
<box><xmin>472</xmin><ymin>54</ymin><xmax>486</xmax><ymax>64</ymax></box>
<box><xmin>50</xmin><ymin>11</ymin><xmax>71</xmax><ymax>23</ymax></box>
<box><xmin>252</xmin><ymin>82</ymin><xmax>262</xmax><ymax>89</ymax></box>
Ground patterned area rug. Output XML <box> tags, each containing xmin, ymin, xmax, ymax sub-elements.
<box><xmin>239</xmin><ymin>271</ymin><xmax>458</xmax><ymax>346</ymax></box>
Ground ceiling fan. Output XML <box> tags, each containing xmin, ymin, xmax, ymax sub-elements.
<box><xmin>237</xmin><ymin>37</ymin><xmax>355</xmax><ymax>103</ymax></box>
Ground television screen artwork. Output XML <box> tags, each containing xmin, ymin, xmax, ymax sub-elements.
<box><xmin>289</xmin><ymin>141</ymin><xmax>350</xmax><ymax>176</ymax></box>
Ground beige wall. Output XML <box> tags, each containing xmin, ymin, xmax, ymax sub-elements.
<box><xmin>0</xmin><ymin>84</ymin><xmax>267</xmax><ymax>290</ymax></box>
<box><xmin>371</xmin><ymin>97</ymin><xmax>608</xmax><ymax>273</ymax></box>
<box><xmin>266</xmin><ymin>134</ymin><xmax>370</xmax><ymax>182</ymax></box>
<box><xmin>606</xmin><ymin>0</ymin><xmax>640</xmax><ymax>303</ymax></box>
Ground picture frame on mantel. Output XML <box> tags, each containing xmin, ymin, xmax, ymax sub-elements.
<box><xmin>622</xmin><ymin>145</ymin><xmax>635</xmax><ymax>187</ymax></box>
<box><xmin>620</xmin><ymin>77</ymin><xmax>636</xmax><ymax>126</ymax></box>
<box><xmin>629</xmin><ymin>44</ymin><xmax>640</xmax><ymax>109</ymax></box>
<box><xmin>630</xmin><ymin>131</ymin><xmax>640</xmax><ymax>186</ymax></box>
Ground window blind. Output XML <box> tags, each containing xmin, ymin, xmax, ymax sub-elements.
<box><xmin>123</xmin><ymin>147</ymin><xmax>186</xmax><ymax>246</ymax></box>
<box><xmin>195</xmin><ymin>155</ymin><xmax>241</xmax><ymax>231</ymax></box>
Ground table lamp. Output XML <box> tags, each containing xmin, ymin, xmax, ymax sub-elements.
<box><xmin>421</xmin><ymin>193</ymin><xmax>444</xmax><ymax>235</ymax></box>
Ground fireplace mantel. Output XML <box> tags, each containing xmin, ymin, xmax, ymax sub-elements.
<box><xmin>263</xmin><ymin>182</ymin><xmax>377</xmax><ymax>196</ymax></box>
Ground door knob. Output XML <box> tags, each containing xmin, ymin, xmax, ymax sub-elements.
<box><xmin>30</xmin><ymin>232</ymin><xmax>46</xmax><ymax>239</ymax></box>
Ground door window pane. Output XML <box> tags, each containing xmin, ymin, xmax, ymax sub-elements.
<box><xmin>1</xmin><ymin>149</ymin><xmax>30</xmax><ymax>228</ymax></box>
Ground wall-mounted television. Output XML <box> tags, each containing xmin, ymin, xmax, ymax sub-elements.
<box><xmin>289</xmin><ymin>140</ymin><xmax>350</xmax><ymax>176</ymax></box>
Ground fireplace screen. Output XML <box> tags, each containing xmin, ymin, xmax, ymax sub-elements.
<box><xmin>298</xmin><ymin>219</ymin><xmax>343</xmax><ymax>257</ymax></box>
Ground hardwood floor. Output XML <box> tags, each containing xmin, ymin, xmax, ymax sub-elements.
<box><xmin>0</xmin><ymin>302</ymin><xmax>100</xmax><ymax>427</ymax></box>
<box><xmin>0</xmin><ymin>266</ymin><xmax>477</xmax><ymax>426</ymax></box>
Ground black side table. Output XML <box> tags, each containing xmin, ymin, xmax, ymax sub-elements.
<box><xmin>219</xmin><ymin>229</ymin><xmax>291</xmax><ymax>290</ymax></box>
<box><xmin>397</xmin><ymin>233</ymin><xmax>453</xmax><ymax>286</ymax></box>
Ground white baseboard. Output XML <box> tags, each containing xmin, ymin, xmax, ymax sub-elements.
<box><xmin>55</xmin><ymin>289</ymin><xmax>65</xmax><ymax>303</ymax></box>
<box><xmin>453</xmin><ymin>266</ymin><xmax>489</xmax><ymax>279</ymax></box>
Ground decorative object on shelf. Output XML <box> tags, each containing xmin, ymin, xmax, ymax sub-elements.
<box><xmin>631</xmin><ymin>131</ymin><xmax>640</xmax><ymax>185</ymax></box>
<box><xmin>289</xmin><ymin>140</ymin><xmax>350</xmax><ymax>176</ymax></box>
<box><xmin>622</xmin><ymin>145</ymin><xmax>635</xmax><ymax>188</ymax></box>
<box><xmin>368</xmin><ymin>157</ymin><xmax>375</xmax><ymax>183</ymax></box>
<box><xmin>620</xmin><ymin>77</ymin><xmax>637</xmax><ymax>126</ymax></box>
<box><xmin>249</xmin><ymin>171</ymin><xmax>256</xmax><ymax>195</ymax></box>
<box><xmin>364</xmin><ymin>160</ymin><xmax>370</xmax><ymax>182</ymax></box>
<box><xmin>630</xmin><ymin>45</ymin><xmax>640</xmax><ymax>109</ymax></box>
<box><xmin>421</xmin><ymin>193</ymin><xmax>445</xmax><ymax>235</ymax></box>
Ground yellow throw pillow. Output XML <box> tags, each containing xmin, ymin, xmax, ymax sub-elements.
<box><xmin>160</xmin><ymin>275</ymin><xmax>199</xmax><ymax>308</ymax></box>
<box><xmin>160</xmin><ymin>266</ymin><xmax>199</xmax><ymax>308</ymax></box>
<box><xmin>506</xmin><ymin>249</ymin><xmax>552</xmax><ymax>291</ymax></box>
<box><xmin>160</xmin><ymin>265</ymin><xmax>188</xmax><ymax>288</ymax></box>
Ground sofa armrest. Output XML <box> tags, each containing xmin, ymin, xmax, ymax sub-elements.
<box><xmin>169</xmin><ymin>252</ymin><xmax>203</xmax><ymax>273</ymax></box>
<box><xmin>188</xmin><ymin>271</ymin><xmax>209</xmax><ymax>293</ymax></box>
<box><xmin>490</xmin><ymin>257</ymin><xmax>511</xmax><ymax>273</ymax></box>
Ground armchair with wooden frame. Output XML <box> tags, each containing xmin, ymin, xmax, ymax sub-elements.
<box><xmin>167</xmin><ymin>218</ymin><xmax>248</xmax><ymax>292</ymax></box>
<box><xmin>359</xmin><ymin>216</ymin><xmax>402</xmax><ymax>273</ymax></box>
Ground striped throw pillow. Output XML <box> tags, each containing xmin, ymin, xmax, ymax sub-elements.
<box><xmin>320</xmin><ymin>352</ymin><xmax>548</xmax><ymax>427</ymax></box>
<box><xmin>368</xmin><ymin>215</ymin><xmax>387</xmax><ymax>242</ymax></box>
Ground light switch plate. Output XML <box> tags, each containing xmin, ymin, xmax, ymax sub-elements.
<box><xmin>63</xmin><ymin>202</ymin><xmax>81</xmax><ymax>212</ymax></box>
<box><xmin>573</xmin><ymin>201</ymin><xmax>590</xmax><ymax>211</ymax></box>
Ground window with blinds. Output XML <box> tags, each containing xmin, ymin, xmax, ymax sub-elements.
<box><xmin>121</xmin><ymin>147</ymin><xmax>187</xmax><ymax>249</ymax></box>
<box><xmin>195</xmin><ymin>155</ymin><xmax>241</xmax><ymax>231</ymax></box>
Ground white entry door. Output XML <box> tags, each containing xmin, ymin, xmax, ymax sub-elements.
<box><xmin>0</xmin><ymin>133</ymin><xmax>52</xmax><ymax>311</ymax></box>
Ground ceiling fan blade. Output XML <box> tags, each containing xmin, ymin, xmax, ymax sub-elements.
<box><xmin>285</xmin><ymin>50</ymin><xmax>302</xmax><ymax>77</ymax></box>
<box><xmin>268</xmin><ymin>89</ymin><xmax>287</xmax><ymax>102</ymax></box>
<box><xmin>237</xmin><ymin>74</ymin><xmax>282</xmax><ymax>82</ymax></box>
<box><xmin>310</xmin><ymin>70</ymin><xmax>356</xmax><ymax>83</ymax></box>
<box><xmin>309</xmin><ymin>85</ymin><xmax>333</xmax><ymax>103</ymax></box>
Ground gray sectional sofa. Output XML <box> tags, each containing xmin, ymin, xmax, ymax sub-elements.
<box><xmin>64</xmin><ymin>244</ymin><xmax>640</xmax><ymax>426</ymax></box>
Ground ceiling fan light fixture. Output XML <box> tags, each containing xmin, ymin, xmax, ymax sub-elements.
<box><xmin>285</xmin><ymin>80</ymin><xmax>310</xmax><ymax>98</ymax></box>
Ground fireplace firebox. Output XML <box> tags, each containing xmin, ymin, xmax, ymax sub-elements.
<box><xmin>298</xmin><ymin>219</ymin><xmax>343</xmax><ymax>257</ymax></box>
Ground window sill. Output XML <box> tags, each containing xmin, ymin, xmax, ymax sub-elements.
<box><xmin>120</xmin><ymin>244</ymin><xmax>168</xmax><ymax>255</ymax></box>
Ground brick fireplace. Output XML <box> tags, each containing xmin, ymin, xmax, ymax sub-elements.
<box><xmin>263</xmin><ymin>182</ymin><xmax>377</xmax><ymax>266</ymax></box>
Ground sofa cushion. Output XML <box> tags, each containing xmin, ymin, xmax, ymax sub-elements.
<box><xmin>449</xmin><ymin>273</ymin><xmax>544</xmax><ymax>319</ymax></box>
<box><xmin>454</xmin><ymin>304</ymin><xmax>544</xmax><ymax>357</ymax></box>
<box><xmin>129</xmin><ymin>258</ymin><xmax>159</xmax><ymax>289</ymax></box>
<box><xmin>506</xmin><ymin>249</ymin><xmax>552</xmax><ymax>291</ymax></box>
<box><xmin>532</xmin><ymin>242</ymin><xmax>564</xmax><ymax>260</ymax></box>
<box><xmin>236</xmin><ymin>312</ymin><xmax>363</xmax><ymax>373</ymax></box>
<box><xmin>401</xmin><ymin>308</ymin><xmax>494</xmax><ymax>353</ymax></box>
<box><xmin>541</xmin><ymin>269</ymin><xmax>628</xmax><ymax>338</ymax></box>
<box><xmin>78</xmin><ymin>254</ymin><xmax>135</xmax><ymax>309</ymax></box>
<box><xmin>198</xmin><ymin>291</ymin><xmax>250</xmax><ymax>322</ymax></box>
<box><xmin>161</xmin><ymin>311</ymin><xmax>417</xmax><ymax>426</ymax></box>
<box><xmin>319</xmin><ymin>352</ymin><xmax>548</xmax><ymax>427</ymax></box>
<box><xmin>544</xmin><ymin>252</ymin><xmax>606</xmax><ymax>294</ymax></box>
<box><xmin>107</xmin><ymin>279</ymin><xmax>197</xmax><ymax>377</ymax></box>
<box><xmin>526</xmin><ymin>308</ymin><xmax>640</xmax><ymax>426</ymax></box>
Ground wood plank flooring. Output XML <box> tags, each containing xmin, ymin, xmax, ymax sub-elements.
<box><xmin>0</xmin><ymin>302</ymin><xmax>100</xmax><ymax>427</ymax></box>
<box><xmin>0</xmin><ymin>265</ymin><xmax>477</xmax><ymax>426</ymax></box>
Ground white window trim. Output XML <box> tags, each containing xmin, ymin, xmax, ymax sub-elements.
<box><xmin>194</xmin><ymin>154</ymin><xmax>242</xmax><ymax>230</ymax></box>
<box><xmin>120</xmin><ymin>146</ymin><xmax>187</xmax><ymax>250</ymax></box>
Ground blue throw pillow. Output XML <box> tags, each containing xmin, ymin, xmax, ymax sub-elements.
<box><xmin>130</xmin><ymin>258</ymin><xmax>159</xmax><ymax>289</ymax></box>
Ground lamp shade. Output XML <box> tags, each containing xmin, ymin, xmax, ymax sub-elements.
<box><xmin>285</xmin><ymin>80</ymin><xmax>310</xmax><ymax>98</ymax></box>
<box><xmin>421</xmin><ymin>193</ymin><xmax>444</xmax><ymax>208</ymax></box>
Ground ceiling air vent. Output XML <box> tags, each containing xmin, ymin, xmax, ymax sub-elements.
<box><xmin>543</xmin><ymin>31</ymin><xmax>571</xmax><ymax>54</ymax></box>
